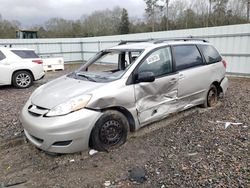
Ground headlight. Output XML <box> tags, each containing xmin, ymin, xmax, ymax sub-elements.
<box><xmin>46</xmin><ymin>95</ymin><xmax>92</xmax><ymax>117</ymax></box>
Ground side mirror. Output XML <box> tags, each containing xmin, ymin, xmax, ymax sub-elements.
<box><xmin>137</xmin><ymin>72</ymin><xmax>155</xmax><ymax>83</ymax></box>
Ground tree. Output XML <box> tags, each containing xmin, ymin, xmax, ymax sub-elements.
<box><xmin>144</xmin><ymin>0</ymin><xmax>159</xmax><ymax>31</ymax></box>
<box><xmin>44</xmin><ymin>18</ymin><xmax>75</xmax><ymax>38</ymax></box>
<box><xmin>83</xmin><ymin>7</ymin><xmax>122</xmax><ymax>37</ymax></box>
<box><xmin>0</xmin><ymin>15</ymin><xmax>19</xmax><ymax>39</ymax></box>
<box><xmin>119</xmin><ymin>8</ymin><xmax>130</xmax><ymax>34</ymax></box>
<box><xmin>129</xmin><ymin>17</ymin><xmax>151</xmax><ymax>33</ymax></box>
<box><xmin>211</xmin><ymin>0</ymin><xmax>229</xmax><ymax>25</ymax></box>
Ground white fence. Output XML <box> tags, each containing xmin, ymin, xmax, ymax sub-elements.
<box><xmin>0</xmin><ymin>23</ymin><xmax>250</xmax><ymax>76</ymax></box>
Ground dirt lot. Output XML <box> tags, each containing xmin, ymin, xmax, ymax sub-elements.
<box><xmin>0</xmin><ymin>65</ymin><xmax>249</xmax><ymax>188</ymax></box>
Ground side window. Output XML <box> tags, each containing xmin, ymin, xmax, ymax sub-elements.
<box><xmin>11</xmin><ymin>50</ymin><xmax>39</xmax><ymax>59</ymax></box>
<box><xmin>138</xmin><ymin>47</ymin><xmax>172</xmax><ymax>77</ymax></box>
<box><xmin>0</xmin><ymin>51</ymin><xmax>6</xmax><ymax>61</ymax></box>
<box><xmin>172</xmin><ymin>45</ymin><xmax>203</xmax><ymax>71</ymax></box>
<box><xmin>199</xmin><ymin>45</ymin><xmax>222</xmax><ymax>64</ymax></box>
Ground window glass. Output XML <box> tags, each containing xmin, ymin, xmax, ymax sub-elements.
<box><xmin>172</xmin><ymin>45</ymin><xmax>203</xmax><ymax>71</ymax></box>
<box><xmin>11</xmin><ymin>50</ymin><xmax>39</xmax><ymax>59</ymax></box>
<box><xmin>199</xmin><ymin>45</ymin><xmax>222</xmax><ymax>63</ymax></box>
<box><xmin>138</xmin><ymin>47</ymin><xmax>172</xmax><ymax>77</ymax></box>
<box><xmin>0</xmin><ymin>51</ymin><xmax>6</xmax><ymax>61</ymax></box>
<box><xmin>88</xmin><ymin>52</ymin><xmax>119</xmax><ymax>72</ymax></box>
<box><xmin>130</xmin><ymin>51</ymin><xmax>141</xmax><ymax>62</ymax></box>
<box><xmin>74</xmin><ymin>50</ymin><xmax>143</xmax><ymax>83</ymax></box>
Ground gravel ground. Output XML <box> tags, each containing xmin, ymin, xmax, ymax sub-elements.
<box><xmin>0</xmin><ymin>65</ymin><xmax>249</xmax><ymax>188</ymax></box>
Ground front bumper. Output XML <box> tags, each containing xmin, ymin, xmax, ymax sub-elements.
<box><xmin>20</xmin><ymin>101</ymin><xmax>102</xmax><ymax>153</ymax></box>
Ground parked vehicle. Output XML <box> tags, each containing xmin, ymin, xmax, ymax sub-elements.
<box><xmin>20</xmin><ymin>38</ymin><xmax>229</xmax><ymax>153</ymax></box>
<box><xmin>0</xmin><ymin>47</ymin><xmax>44</xmax><ymax>88</ymax></box>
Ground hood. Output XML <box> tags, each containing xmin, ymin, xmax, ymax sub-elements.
<box><xmin>31</xmin><ymin>76</ymin><xmax>105</xmax><ymax>109</ymax></box>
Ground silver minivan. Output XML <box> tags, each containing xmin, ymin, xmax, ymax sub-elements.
<box><xmin>21</xmin><ymin>38</ymin><xmax>229</xmax><ymax>153</ymax></box>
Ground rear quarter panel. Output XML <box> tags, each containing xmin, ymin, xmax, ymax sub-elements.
<box><xmin>11</xmin><ymin>60</ymin><xmax>44</xmax><ymax>81</ymax></box>
<box><xmin>207</xmin><ymin>61</ymin><xmax>226</xmax><ymax>85</ymax></box>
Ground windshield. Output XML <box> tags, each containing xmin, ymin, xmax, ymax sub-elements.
<box><xmin>71</xmin><ymin>50</ymin><xmax>142</xmax><ymax>83</ymax></box>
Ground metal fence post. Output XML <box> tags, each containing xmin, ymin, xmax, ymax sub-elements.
<box><xmin>36</xmin><ymin>42</ymin><xmax>40</xmax><ymax>56</ymax></box>
<box><xmin>98</xmin><ymin>41</ymin><xmax>101</xmax><ymax>52</ymax></box>
<box><xmin>60</xmin><ymin>42</ymin><xmax>63</xmax><ymax>57</ymax></box>
<box><xmin>80</xmin><ymin>41</ymin><xmax>84</xmax><ymax>63</ymax></box>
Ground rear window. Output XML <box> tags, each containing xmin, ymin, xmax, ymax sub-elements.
<box><xmin>172</xmin><ymin>45</ymin><xmax>203</xmax><ymax>71</ymax></box>
<box><xmin>11</xmin><ymin>50</ymin><xmax>39</xmax><ymax>59</ymax></box>
<box><xmin>199</xmin><ymin>45</ymin><xmax>222</xmax><ymax>64</ymax></box>
<box><xmin>0</xmin><ymin>51</ymin><xmax>6</xmax><ymax>61</ymax></box>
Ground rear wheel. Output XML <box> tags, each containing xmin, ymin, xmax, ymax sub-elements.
<box><xmin>203</xmin><ymin>84</ymin><xmax>218</xmax><ymax>107</ymax></box>
<box><xmin>12</xmin><ymin>71</ymin><xmax>33</xmax><ymax>88</ymax></box>
<box><xmin>90</xmin><ymin>110</ymin><xmax>129</xmax><ymax>151</ymax></box>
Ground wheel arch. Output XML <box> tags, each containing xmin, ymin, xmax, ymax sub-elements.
<box><xmin>99</xmin><ymin>106</ymin><xmax>136</xmax><ymax>132</ymax></box>
<box><xmin>12</xmin><ymin>69</ymin><xmax>35</xmax><ymax>82</ymax></box>
<box><xmin>211</xmin><ymin>81</ymin><xmax>222</xmax><ymax>95</ymax></box>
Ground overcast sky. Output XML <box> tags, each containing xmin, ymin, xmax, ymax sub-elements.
<box><xmin>0</xmin><ymin>0</ymin><xmax>146</xmax><ymax>27</ymax></box>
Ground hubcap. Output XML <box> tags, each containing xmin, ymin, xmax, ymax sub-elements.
<box><xmin>100</xmin><ymin>120</ymin><xmax>123</xmax><ymax>146</ymax></box>
<box><xmin>16</xmin><ymin>73</ymin><xmax>31</xmax><ymax>87</ymax></box>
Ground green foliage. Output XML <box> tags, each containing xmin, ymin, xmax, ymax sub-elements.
<box><xmin>0</xmin><ymin>15</ymin><xmax>19</xmax><ymax>38</ymax></box>
<box><xmin>83</xmin><ymin>7</ymin><xmax>122</xmax><ymax>36</ymax></box>
<box><xmin>0</xmin><ymin>0</ymin><xmax>249</xmax><ymax>39</ymax></box>
<box><xmin>119</xmin><ymin>9</ymin><xmax>130</xmax><ymax>34</ymax></box>
<box><xmin>144</xmin><ymin>0</ymin><xmax>162</xmax><ymax>31</ymax></box>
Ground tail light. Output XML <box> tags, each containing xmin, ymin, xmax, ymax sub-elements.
<box><xmin>222</xmin><ymin>59</ymin><xmax>227</xmax><ymax>69</ymax></box>
<box><xmin>32</xmin><ymin>60</ymin><xmax>43</xmax><ymax>64</ymax></box>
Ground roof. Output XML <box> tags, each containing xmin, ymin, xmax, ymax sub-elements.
<box><xmin>16</xmin><ymin>29</ymin><xmax>38</xmax><ymax>32</ymax></box>
<box><xmin>110</xmin><ymin>42</ymin><xmax>155</xmax><ymax>50</ymax></box>
<box><xmin>109</xmin><ymin>38</ymin><xmax>210</xmax><ymax>51</ymax></box>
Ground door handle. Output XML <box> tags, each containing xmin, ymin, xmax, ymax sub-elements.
<box><xmin>169</xmin><ymin>78</ymin><xmax>177</xmax><ymax>84</ymax></box>
<box><xmin>179</xmin><ymin>74</ymin><xmax>185</xmax><ymax>80</ymax></box>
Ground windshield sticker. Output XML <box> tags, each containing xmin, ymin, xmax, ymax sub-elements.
<box><xmin>147</xmin><ymin>54</ymin><xmax>160</xmax><ymax>64</ymax></box>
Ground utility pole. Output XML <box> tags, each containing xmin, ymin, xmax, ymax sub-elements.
<box><xmin>166</xmin><ymin>0</ymin><xmax>169</xmax><ymax>30</ymax></box>
<box><xmin>152</xmin><ymin>5</ymin><xmax>155</xmax><ymax>32</ymax></box>
<box><xmin>209</xmin><ymin>0</ymin><xmax>212</xmax><ymax>26</ymax></box>
<box><xmin>247</xmin><ymin>0</ymin><xmax>250</xmax><ymax>22</ymax></box>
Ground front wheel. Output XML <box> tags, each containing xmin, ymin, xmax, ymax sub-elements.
<box><xmin>12</xmin><ymin>71</ymin><xmax>33</xmax><ymax>88</ymax></box>
<box><xmin>90</xmin><ymin>110</ymin><xmax>129</xmax><ymax>151</ymax></box>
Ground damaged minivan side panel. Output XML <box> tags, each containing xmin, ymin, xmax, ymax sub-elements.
<box><xmin>133</xmin><ymin>46</ymin><xmax>179</xmax><ymax>125</ymax></box>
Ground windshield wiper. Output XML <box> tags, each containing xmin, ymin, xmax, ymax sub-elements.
<box><xmin>94</xmin><ymin>75</ymin><xmax>109</xmax><ymax>80</ymax></box>
<box><xmin>76</xmin><ymin>73</ymin><xmax>96</xmax><ymax>82</ymax></box>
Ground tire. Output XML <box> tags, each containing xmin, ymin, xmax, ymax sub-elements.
<box><xmin>203</xmin><ymin>84</ymin><xmax>218</xmax><ymax>107</ymax></box>
<box><xmin>90</xmin><ymin>110</ymin><xmax>129</xmax><ymax>151</ymax></box>
<box><xmin>12</xmin><ymin>71</ymin><xmax>33</xmax><ymax>88</ymax></box>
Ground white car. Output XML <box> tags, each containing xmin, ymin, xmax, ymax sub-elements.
<box><xmin>0</xmin><ymin>47</ymin><xmax>45</xmax><ymax>88</ymax></box>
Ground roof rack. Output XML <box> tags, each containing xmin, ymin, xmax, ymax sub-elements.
<box><xmin>153</xmin><ymin>37</ymin><xmax>209</xmax><ymax>44</ymax></box>
<box><xmin>118</xmin><ymin>37</ymin><xmax>208</xmax><ymax>45</ymax></box>
<box><xmin>118</xmin><ymin>39</ymin><xmax>154</xmax><ymax>45</ymax></box>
